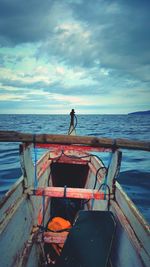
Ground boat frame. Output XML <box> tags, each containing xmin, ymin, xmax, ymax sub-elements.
<box><xmin>0</xmin><ymin>130</ymin><xmax>150</xmax><ymax>267</ymax></box>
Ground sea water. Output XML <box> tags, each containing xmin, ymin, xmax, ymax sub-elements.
<box><xmin>0</xmin><ymin>114</ymin><xmax>149</xmax><ymax>223</ymax></box>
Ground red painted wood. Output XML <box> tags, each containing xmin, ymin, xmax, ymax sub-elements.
<box><xmin>44</xmin><ymin>232</ymin><xmax>68</xmax><ymax>244</ymax></box>
<box><xmin>36</xmin><ymin>143</ymin><xmax>111</xmax><ymax>152</ymax></box>
<box><xmin>37</xmin><ymin>160</ymin><xmax>52</xmax><ymax>178</ymax></box>
<box><xmin>56</xmin><ymin>156</ymin><xmax>89</xmax><ymax>165</ymax></box>
<box><xmin>37</xmin><ymin>197</ymin><xmax>50</xmax><ymax>225</ymax></box>
<box><xmin>33</xmin><ymin>187</ymin><xmax>105</xmax><ymax>200</ymax></box>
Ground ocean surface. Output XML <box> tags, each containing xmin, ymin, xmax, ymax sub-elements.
<box><xmin>0</xmin><ymin>114</ymin><xmax>150</xmax><ymax>223</ymax></box>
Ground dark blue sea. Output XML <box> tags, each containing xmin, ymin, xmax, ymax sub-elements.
<box><xmin>0</xmin><ymin>114</ymin><xmax>150</xmax><ymax>223</ymax></box>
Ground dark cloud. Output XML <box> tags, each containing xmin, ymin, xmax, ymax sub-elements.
<box><xmin>1</xmin><ymin>0</ymin><xmax>150</xmax><ymax>64</ymax></box>
<box><xmin>70</xmin><ymin>1</ymin><xmax>150</xmax><ymax>69</ymax></box>
<box><xmin>0</xmin><ymin>0</ymin><xmax>56</xmax><ymax>45</ymax></box>
<box><xmin>37</xmin><ymin>0</ymin><xmax>150</xmax><ymax>81</ymax></box>
<box><xmin>0</xmin><ymin>0</ymin><xmax>150</xmax><ymax>88</ymax></box>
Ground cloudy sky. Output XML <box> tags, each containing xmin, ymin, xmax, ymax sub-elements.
<box><xmin>0</xmin><ymin>0</ymin><xmax>150</xmax><ymax>114</ymax></box>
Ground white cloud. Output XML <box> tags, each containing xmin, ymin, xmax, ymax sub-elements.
<box><xmin>0</xmin><ymin>93</ymin><xmax>27</xmax><ymax>101</ymax></box>
<box><xmin>0</xmin><ymin>0</ymin><xmax>149</xmax><ymax>114</ymax></box>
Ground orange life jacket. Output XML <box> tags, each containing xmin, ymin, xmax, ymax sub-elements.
<box><xmin>47</xmin><ymin>217</ymin><xmax>71</xmax><ymax>232</ymax></box>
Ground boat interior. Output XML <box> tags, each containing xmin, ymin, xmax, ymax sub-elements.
<box><xmin>29</xmin><ymin>145</ymin><xmax>118</xmax><ymax>267</ymax></box>
<box><xmin>0</xmin><ymin>138</ymin><xmax>149</xmax><ymax>267</ymax></box>
<box><xmin>50</xmin><ymin>161</ymin><xmax>89</xmax><ymax>223</ymax></box>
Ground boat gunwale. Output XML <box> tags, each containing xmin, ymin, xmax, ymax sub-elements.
<box><xmin>0</xmin><ymin>131</ymin><xmax>149</xmax><ymax>151</ymax></box>
<box><xmin>113</xmin><ymin>182</ymin><xmax>150</xmax><ymax>266</ymax></box>
<box><xmin>0</xmin><ymin>176</ymin><xmax>24</xmax><ymax>209</ymax></box>
<box><xmin>115</xmin><ymin>181</ymin><xmax>150</xmax><ymax>233</ymax></box>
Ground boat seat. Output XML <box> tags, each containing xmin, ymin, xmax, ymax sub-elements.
<box><xmin>55</xmin><ymin>210</ymin><xmax>116</xmax><ymax>267</ymax></box>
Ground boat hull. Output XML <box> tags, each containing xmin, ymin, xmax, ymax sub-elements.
<box><xmin>0</xmin><ymin>144</ymin><xmax>149</xmax><ymax>267</ymax></box>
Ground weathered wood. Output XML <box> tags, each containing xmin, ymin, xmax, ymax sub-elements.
<box><xmin>30</xmin><ymin>186</ymin><xmax>106</xmax><ymax>200</ymax></box>
<box><xmin>36</xmin><ymin>143</ymin><xmax>111</xmax><ymax>152</ymax></box>
<box><xmin>0</xmin><ymin>131</ymin><xmax>150</xmax><ymax>151</ymax></box>
<box><xmin>0</xmin><ymin>135</ymin><xmax>150</xmax><ymax>267</ymax></box>
<box><xmin>110</xmin><ymin>201</ymin><xmax>148</xmax><ymax>267</ymax></box>
<box><xmin>115</xmin><ymin>182</ymin><xmax>150</xmax><ymax>252</ymax></box>
<box><xmin>0</xmin><ymin>196</ymin><xmax>34</xmax><ymax>267</ymax></box>
<box><xmin>42</xmin><ymin>231</ymin><xmax>68</xmax><ymax>244</ymax></box>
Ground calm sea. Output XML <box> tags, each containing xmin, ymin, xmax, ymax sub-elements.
<box><xmin>0</xmin><ymin>114</ymin><xmax>150</xmax><ymax>223</ymax></box>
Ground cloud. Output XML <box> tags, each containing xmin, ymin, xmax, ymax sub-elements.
<box><xmin>0</xmin><ymin>0</ymin><xmax>150</xmax><ymax>114</ymax></box>
<box><xmin>33</xmin><ymin>0</ymin><xmax>150</xmax><ymax>83</ymax></box>
<box><xmin>0</xmin><ymin>0</ymin><xmax>56</xmax><ymax>44</ymax></box>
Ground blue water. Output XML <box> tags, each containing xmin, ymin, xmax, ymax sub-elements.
<box><xmin>0</xmin><ymin>114</ymin><xmax>150</xmax><ymax>223</ymax></box>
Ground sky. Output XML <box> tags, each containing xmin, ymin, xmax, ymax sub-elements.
<box><xmin>0</xmin><ymin>0</ymin><xmax>150</xmax><ymax>114</ymax></box>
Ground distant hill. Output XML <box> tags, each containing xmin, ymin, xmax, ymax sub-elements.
<box><xmin>128</xmin><ymin>110</ymin><xmax>150</xmax><ymax>115</ymax></box>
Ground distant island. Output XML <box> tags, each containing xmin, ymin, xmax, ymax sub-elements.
<box><xmin>128</xmin><ymin>110</ymin><xmax>150</xmax><ymax>115</ymax></box>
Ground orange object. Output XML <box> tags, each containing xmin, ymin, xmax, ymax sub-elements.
<box><xmin>47</xmin><ymin>217</ymin><xmax>72</xmax><ymax>257</ymax></box>
<box><xmin>47</xmin><ymin>217</ymin><xmax>71</xmax><ymax>232</ymax></box>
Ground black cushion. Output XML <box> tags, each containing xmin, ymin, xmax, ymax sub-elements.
<box><xmin>56</xmin><ymin>211</ymin><xmax>116</xmax><ymax>267</ymax></box>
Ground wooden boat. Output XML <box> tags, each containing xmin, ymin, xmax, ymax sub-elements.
<box><xmin>0</xmin><ymin>110</ymin><xmax>150</xmax><ymax>267</ymax></box>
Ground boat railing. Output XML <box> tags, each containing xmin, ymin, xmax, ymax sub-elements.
<box><xmin>0</xmin><ymin>131</ymin><xmax>150</xmax><ymax>151</ymax></box>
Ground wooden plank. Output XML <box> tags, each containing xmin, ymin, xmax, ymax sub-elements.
<box><xmin>0</xmin><ymin>176</ymin><xmax>24</xmax><ymax>210</ymax></box>
<box><xmin>37</xmin><ymin>159</ymin><xmax>52</xmax><ymax>178</ymax></box>
<box><xmin>0</xmin><ymin>131</ymin><xmax>149</xmax><ymax>151</ymax></box>
<box><xmin>111</xmin><ymin>201</ymin><xmax>142</xmax><ymax>253</ymax></box>
<box><xmin>43</xmin><ymin>231</ymin><xmax>68</xmax><ymax>244</ymax></box>
<box><xmin>37</xmin><ymin>196</ymin><xmax>50</xmax><ymax>226</ymax></box>
<box><xmin>88</xmin><ymin>162</ymin><xmax>106</xmax><ymax>182</ymax></box>
<box><xmin>107</xmin><ymin>150</ymin><xmax>122</xmax><ymax>194</ymax></box>
<box><xmin>56</xmin><ymin>157</ymin><xmax>89</xmax><ymax>165</ymax></box>
<box><xmin>36</xmin><ymin>143</ymin><xmax>111</xmax><ymax>152</ymax></box>
<box><xmin>30</xmin><ymin>186</ymin><xmax>106</xmax><ymax>200</ymax></box>
<box><xmin>111</xmin><ymin>201</ymin><xmax>150</xmax><ymax>267</ymax></box>
<box><xmin>17</xmin><ymin>230</ymin><xmax>39</xmax><ymax>267</ymax></box>
<box><xmin>0</xmin><ymin>197</ymin><xmax>34</xmax><ymax>267</ymax></box>
<box><xmin>110</xmin><ymin>202</ymin><xmax>148</xmax><ymax>267</ymax></box>
<box><xmin>0</xmin><ymin>177</ymin><xmax>24</xmax><ymax>234</ymax></box>
<box><xmin>115</xmin><ymin>182</ymin><xmax>150</xmax><ymax>254</ymax></box>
